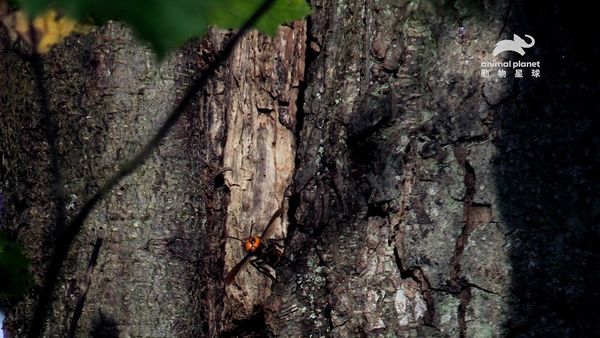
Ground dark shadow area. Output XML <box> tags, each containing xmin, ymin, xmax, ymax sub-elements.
<box><xmin>219</xmin><ymin>307</ymin><xmax>269</xmax><ymax>338</ymax></box>
<box><xmin>494</xmin><ymin>2</ymin><xmax>600</xmax><ymax>336</ymax></box>
<box><xmin>90</xmin><ymin>310</ymin><xmax>120</xmax><ymax>338</ymax></box>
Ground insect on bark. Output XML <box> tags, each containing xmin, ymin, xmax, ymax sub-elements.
<box><xmin>224</xmin><ymin>208</ymin><xmax>284</xmax><ymax>285</ymax></box>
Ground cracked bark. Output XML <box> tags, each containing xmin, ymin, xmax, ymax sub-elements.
<box><xmin>266</xmin><ymin>0</ymin><xmax>513</xmax><ymax>337</ymax></box>
<box><xmin>263</xmin><ymin>1</ymin><xmax>599</xmax><ymax>337</ymax></box>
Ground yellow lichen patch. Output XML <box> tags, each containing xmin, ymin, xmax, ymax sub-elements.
<box><xmin>2</xmin><ymin>8</ymin><xmax>91</xmax><ymax>53</ymax></box>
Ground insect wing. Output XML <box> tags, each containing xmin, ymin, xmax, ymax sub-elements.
<box><xmin>225</xmin><ymin>253</ymin><xmax>252</xmax><ymax>285</ymax></box>
<box><xmin>260</xmin><ymin>208</ymin><xmax>283</xmax><ymax>241</ymax></box>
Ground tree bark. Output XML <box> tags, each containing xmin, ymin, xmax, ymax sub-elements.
<box><xmin>265</xmin><ymin>1</ymin><xmax>512</xmax><ymax>336</ymax></box>
<box><xmin>265</xmin><ymin>1</ymin><xmax>600</xmax><ymax>337</ymax></box>
<box><xmin>1</xmin><ymin>22</ymin><xmax>210</xmax><ymax>336</ymax></box>
<box><xmin>1</xmin><ymin>19</ymin><xmax>304</xmax><ymax>336</ymax></box>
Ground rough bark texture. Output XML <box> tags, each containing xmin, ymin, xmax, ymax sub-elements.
<box><xmin>265</xmin><ymin>0</ymin><xmax>512</xmax><ymax>336</ymax></box>
<box><xmin>267</xmin><ymin>1</ymin><xmax>510</xmax><ymax>337</ymax></box>
<box><xmin>0</xmin><ymin>20</ymin><xmax>304</xmax><ymax>336</ymax></box>
<box><xmin>2</xmin><ymin>0</ymin><xmax>599</xmax><ymax>337</ymax></box>
<box><xmin>1</xmin><ymin>22</ymin><xmax>208</xmax><ymax>336</ymax></box>
<box><xmin>265</xmin><ymin>0</ymin><xmax>600</xmax><ymax>337</ymax></box>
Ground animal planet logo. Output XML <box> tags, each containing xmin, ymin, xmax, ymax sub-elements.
<box><xmin>493</xmin><ymin>34</ymin><xmax>535</xmax><ymax>56</ymax></box>
<box><xmin>481</xmin><ymin>33</ymin><xmax>541</xmax><ymax>78</ymax></box>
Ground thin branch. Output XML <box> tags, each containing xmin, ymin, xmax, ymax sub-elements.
<box><xmin>27</xmin><ymin>1</ymin><xmax>276</xmax><ymax>336</ymax></box>
<box><xmin>28</xmin><ymin>24</ymin><xmax>67</xmax><ymax>243</ymax></box>
<box><xmin>66</xmin><ymin>236</ymin><xmax>103</xmax><ymax>338</ymax></box>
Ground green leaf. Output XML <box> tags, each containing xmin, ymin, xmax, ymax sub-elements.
<box><xmin>0</xmin><ymin>231</ymin><xmax>32</xmax><ymax>298</ymax></box>
<box><xmin>63</xmin><ymin>0</ymin><xmax>212</xmax><ymax>58</ymax></box>
<box><xmin>17</xmin><ymin>0</ymin><xmax>311</xmax><ymax>58</ymax></box>
<box><xmin>208</xmin><ymin>0</ymin><xmax>311</xmax><ymax>36</ymax></box>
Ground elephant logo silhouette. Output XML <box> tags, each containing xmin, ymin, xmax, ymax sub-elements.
<box><xmin>493</xmin><ymin>34</ymin><xmax>535</xmax><ymax>56</ymax></box>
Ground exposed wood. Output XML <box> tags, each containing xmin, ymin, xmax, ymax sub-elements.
<box><xmin>222</xmin><ymin>22</ymin><xmax>305</xmax><ymax>320</ymax></box>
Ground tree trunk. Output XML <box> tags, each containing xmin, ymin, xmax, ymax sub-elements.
<box><xmin>265</xmin><ymin>1</ymin><xmax>511</xmax><ymax>336</ymax></box>
<box><xmin>1</xmin><ymin>22</ymin><xmax>214</xmax><ymax>336</ymax></box>
<box><xmin>266</xmin><ymin>0</ymin><xmax>599</xmax><ymax>337</ymax></box>
<box><xmin>1</xmin><ymin>19</ymin><xmax>304</xmax><ymax>336</ymax></box>
<box><xmin>2</xmin><ymin>0</ymin><xmax>599</xmax><ymax>337</ymax></box>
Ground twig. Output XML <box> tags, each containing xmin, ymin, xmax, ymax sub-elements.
<box><xmin>28</xmin><ymin>23</ymin><xmax>67</xmax><ymax>245</ymax></box>
<box><xmin>66</xmin><ymin>236</ymin><xmax>103</xmax><ymax>338</ymax></box>
<box><xmin>27</xmin><ymin>1</ymin><xmax>276</xmax><ymax>336</ymax></box>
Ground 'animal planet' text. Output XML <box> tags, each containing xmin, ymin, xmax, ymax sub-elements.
<box><xmin>481</xmin><ymin>60</ymin><xmax>541</xmax><ymax>69</ymax></box>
